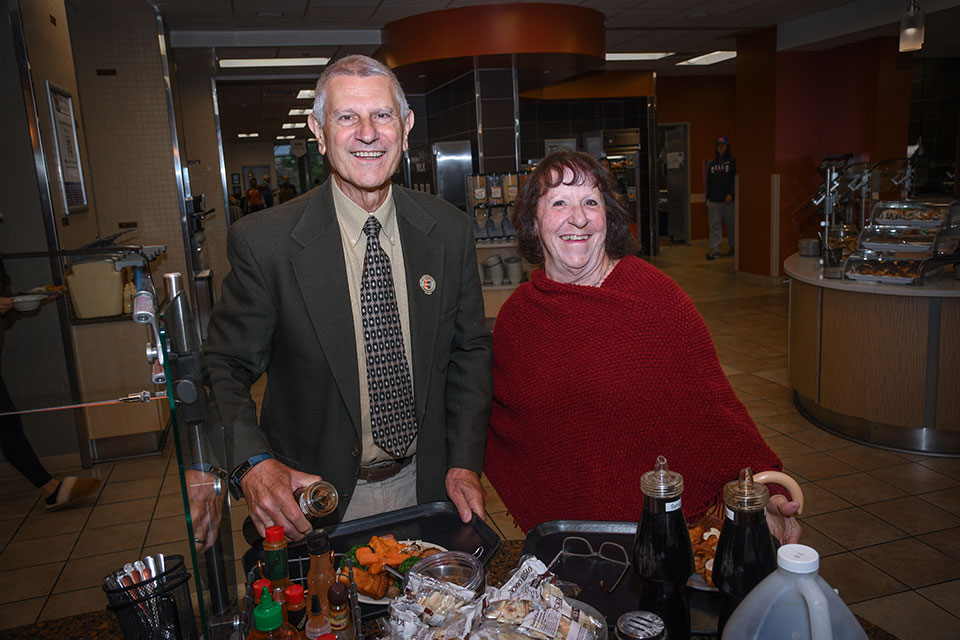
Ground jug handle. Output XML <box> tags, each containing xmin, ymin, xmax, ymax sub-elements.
<box><xmin>753</xmin><ymin>470</ymin><xmax>804</xmax><ymax>515</ymax></box>
<box><xmin>797</xmin><ymin>575</ymin><xmax>833</xmax><ymax>640</ymax></box>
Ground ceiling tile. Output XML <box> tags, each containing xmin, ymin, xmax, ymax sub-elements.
<box><xmin>368</xmin><ymin>6</ymin><xmax>447</xmax><ymax>25</ymax></box>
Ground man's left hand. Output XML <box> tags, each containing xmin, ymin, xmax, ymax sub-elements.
<box><xmin>445</xmin><ymin>467</ymin><xmax>487</xmax><ymax>523</ymax></box>
<box><xmin>766</xmin><ymin>494</ymin><xmax>802</xmax><ymax>545</ymax></box>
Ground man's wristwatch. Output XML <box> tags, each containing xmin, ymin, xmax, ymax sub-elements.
<box><xmin>228</xmin><ymin>453</ymin><xmax>274</xmax><ymax>500</ymax></box>
<box><xmin>189</xmin><ymin>463</ymin><xmax>227</xmax><ymax>496</ymax></box>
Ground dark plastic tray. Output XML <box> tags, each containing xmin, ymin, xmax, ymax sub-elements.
<box><xmin>242</xmin><ymin>501</ymin><xmax>501</xmax><ymax>617</ymax></box>
<box><xmin>523</xmin><ymin>520</ymin><xmax>720</xmax><ymax>638</ymax></box>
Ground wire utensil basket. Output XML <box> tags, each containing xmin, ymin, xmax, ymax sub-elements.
<box><xmin>103</xmin><ymin>554</ymin><xmax>199</xmax><ymax>640</ymax></box>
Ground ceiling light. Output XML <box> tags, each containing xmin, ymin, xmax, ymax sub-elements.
<box><xmin>308</xmin><ymin>138</ymin><xmax>317</xmax><ymax>142</ymax></box>
<box><xmin>289</xmin><ymin>108</ymin><xmax>312</xmax><ymax>116</ymax></box>
<box><xmin>218</xmin><ymin>57</ymin><xmax>330</xmax><ymax>68</ymax></box>
<box><xmin>276</xmin><ymin>135</ymin><xmax>295</xmax><ymax>140</ymax></box>
<box><xmin>237</xmin><ymin>133</ymin><xmax>259</xmax><ymax>138</ymax></box>
<box><xmin>676</xmin><ymin>51</ymin><xmax>736</xmax><ymax>66</ymax></box>
<box><xmin>606</xmin><ymin>53</ymin><xmax>674</xmax><ymax>61</ymax></box>
<box><xmin>282</xmin><ymin>122</ymin><xmax>307</xmax><ymax>129</ymax></box>
<box><xmin>297</xmin><ymin>89</ymin><xmax>316</xmax><ymax>100</ymax></box>
<box><xmin>899</xmin><ymin>0</ymin><xmax>925</xmax><ymax>52</ymax></box>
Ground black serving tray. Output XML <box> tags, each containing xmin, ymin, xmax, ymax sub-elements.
<box><xmin>242</xmin><ymin>501</ymin><xmax>501</xmax><ymax>618</ymax></box>
<box><xmin>523</xmin><ymin>520</ymin><xmax>720</xmax><ymax>638</ymax></box>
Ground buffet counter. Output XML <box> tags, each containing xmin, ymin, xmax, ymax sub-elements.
<box><xmin>784</xmin><ymin>253</ymin><xmax>960</xmax><ymax>455</ymax></box>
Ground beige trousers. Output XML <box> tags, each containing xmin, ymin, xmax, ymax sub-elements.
<box><xmin>342</xmin><ymin>456</ymin><xmax>418</xmax><ymax>521</ymax></box>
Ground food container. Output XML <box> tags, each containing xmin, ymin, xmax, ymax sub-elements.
<box><xmin>858</xmin><ymin>225</ymin><xmax>959</xmax><ymax>255</ymax></box>
<box><xmin>65</xmin><ymin>260</ymin><xmax>123</xmax><ymax>318</ymax></box>
<box><xmin>504</xmin><ymin>172</ymin><xmax>520</xmax><ymax>202</ymax></box>
<box><xmin>869</xmin><ymin>200</ymin><xmax>960</xmax><ymax>228</ymax></box>
<box><xmin>402</xmin><ymin>551</ymin><xmax>484</xmax><ymax>596</ymax></box>
<box><xmin>466</xmin><ymin>174</ymin><xmax>487</xmax><ymax>210</ymax></box>
<box><xmin>12</xmin><ymin>294</ymin><xmax>46</xmax><ymax>312</ymax></box>
<box><xmin>797</xmin><ymin>238</ymin><xmax>819</xmax><ymax>257</ymax></box>
<box><xmin>487</xmin><ymin>173</ymin><xmax>505</xmax><ymax>206</ymax></box>
<box><xmin>844</xmin><ymin>255</ymin><xmax>944</xmax><ymax>285</ymax></box>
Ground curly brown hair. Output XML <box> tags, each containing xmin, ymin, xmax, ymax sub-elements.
<box><xmin>512</xmin><ymin>151</ymin><xmax>636</xmax><ymax>264</ymax></box>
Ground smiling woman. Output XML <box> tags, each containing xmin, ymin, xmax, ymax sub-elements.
<box><xmin>484</xmin><ymin>151</ymin><xmax>800</xmax><ymax>542</ymax></box>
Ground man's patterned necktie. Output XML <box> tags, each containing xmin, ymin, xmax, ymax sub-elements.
<box><xmin>360</xmin><ymin>215</ymin><xmax>417</xmax><ymax>457</ymax></box>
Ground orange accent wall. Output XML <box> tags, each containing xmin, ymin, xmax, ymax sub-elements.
<box><xmin>381</xmin><ymin>3</ymin><xmax>605</xmax><ymax>68</ymax></box>
<box><xmin>736</xmin><ymin>28</ymin><xmax>778</xmax><ymax>276</ymax></box>
<box><xmin>520</xmin><ymin>70</ymin><xmax>655</xmax><ymax>100</ymax></box>
<box><xmin>774</xmin><ymin>37</ymin><xmax>910</xmax><ymax>274</ymax></box>
<box><xmin>658</xmin><ymin>76</ymin><xmax>736</xmax><ymax>241</ymax></box>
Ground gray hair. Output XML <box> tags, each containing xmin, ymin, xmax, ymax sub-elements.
<box><xmin>312</xmin><ymin>55</ymin><xmax>409</xmax><ymax>127</ymax></box>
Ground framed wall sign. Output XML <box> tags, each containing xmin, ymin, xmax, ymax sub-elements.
<box><xmin>46</xmin><ymin>82</ymin><xmax>88</xmax><ymax>214</ymax></box>
<box><xmin>544</xmin><ymin>138</ymin><xmax>577</xmax><ymax>155</ymax></box>
<box><xmin>231</xmin><ymin>172</ymin><xmax>241</xmax><ymax>185</ymax></box>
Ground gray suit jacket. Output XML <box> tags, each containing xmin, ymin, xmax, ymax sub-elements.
<box><xmin>202</xmin><ymin>179</ymin><xmax>492</xmax><ymax>520</ymax></box>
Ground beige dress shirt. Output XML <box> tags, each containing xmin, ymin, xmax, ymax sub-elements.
<box><xmin>332</xmin><ymin>180</ymin><xmax>418</xmax><ymax>465</ymax></box>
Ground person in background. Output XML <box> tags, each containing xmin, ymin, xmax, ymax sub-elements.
<box><xmin>0</xmin><ymin>211</ymin><xmax>102</xmax><ymax>510</ymax></box>
<box><xmin>705</xmin><ymin>135</ymin><xmax>736</xmax><ymax>260</ymax></box>
<box><xmin>277</xmin><ymin>176</ymin><xmax>297</xmax><ymax>203</ymax></box>
<box><xmin>261</xmin><ymin>175</ymin><xmax>275</xmax><ymax>208</ymax></box>
<box><xmin>245</xmin><ymin>177</ymin><xmax>265</xmax><ymax>215</ymax></box>
<box><xmin>484</xmin><ymin>151</ymin><xmax>801</xmax><ymax>544</ymax></box>
<box><xmin>203</xmin><ymin>55</ymin><xmax>492</xmax><ymax>541</ymax></box>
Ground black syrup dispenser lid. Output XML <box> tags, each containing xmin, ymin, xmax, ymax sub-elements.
<box><xmin>723</xmin><ymin>467</ymin><xmax>770</xmax><ymax>513</ymax></box>
<box><xmin>640</xmin><ymin>455</ymin><xmax>684</xmax><ymax>499</ymax></box>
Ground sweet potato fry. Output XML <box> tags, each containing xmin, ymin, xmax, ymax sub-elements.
<box><xmin>355</xmin><ymin>546</ymin><xmax>380</xmax><ymax>566</ymax></box>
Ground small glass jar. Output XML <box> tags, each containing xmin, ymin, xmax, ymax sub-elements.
<box><xmin>295</xmin><ymin>480</ymin><xmax>338</xmax><ymax>518</ymax></box>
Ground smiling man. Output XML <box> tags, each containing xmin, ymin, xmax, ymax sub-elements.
<box><xmin>203</xmin><ymin>55</ymin><xmax>492</xmax><ymax>541</ymax></box>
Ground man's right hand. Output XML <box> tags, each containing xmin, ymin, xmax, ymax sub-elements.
<box><xmin>241</xmin><ymin>458</ymin><xmax>322</xmax><ymax>541</ymax></box>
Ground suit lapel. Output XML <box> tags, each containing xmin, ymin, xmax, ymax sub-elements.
<box><xmin>394</xmin><ymin>187</ymin><xmax>443</xmax><ymax>424</ymax></box>
<box><xmin>290</xmin><ymin>181</ymin><xmax>362</xmax><ymax>437</ymax></box>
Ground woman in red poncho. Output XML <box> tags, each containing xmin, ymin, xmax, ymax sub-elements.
<box><xmin>484</xmin><ymin>151</ymin><xmax>801</xmax><ymax>544</ymax></box>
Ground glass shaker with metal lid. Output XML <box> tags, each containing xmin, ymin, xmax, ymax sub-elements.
<box><xmin>713</xmin><ymin>467</ymin><xmax>778</xmax><ymax>635</ymax></box>
<box><xmin>633</xmin><ymin>455</ymin><xmax>694</xmax><ymax>640</ymax></box>
<box><xmin>615</xmin><ymin>611</ymin><xmax>666</xmax><ymax>640</ymax></box>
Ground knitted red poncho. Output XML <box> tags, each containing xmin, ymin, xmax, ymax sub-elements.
<box><xmin>484</xmin><ymin>256</ymin><xmax>783</xmax><ymax>532</ymax></box>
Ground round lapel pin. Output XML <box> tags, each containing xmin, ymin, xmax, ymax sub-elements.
<box><xmin>419</xmin><ymin>274</ymin><xmax>436</xmax><ymax>295</ymax></box>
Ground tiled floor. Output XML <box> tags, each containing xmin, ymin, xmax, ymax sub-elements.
<box><xmin>1</xmin><ymin>240</ymin><xmax>958</xmax><ymax>639</ymax></box>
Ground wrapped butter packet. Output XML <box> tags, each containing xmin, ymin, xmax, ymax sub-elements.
<box><xmin>405</xmin><ymin>572</ymin><xmax>477</xmax><ymax>626</ymax></box>
<box><xmin>539</xmin><ymin>594</ymin><xmax>602</xmax><ymax>635</ymax></box>
<box><xmin>519</xmin><ymin>609</ymin><xmax>597</xmax><ymax>640</ymax></box>
<box><xmin>389</xmin><ymin>599</ymin><xmax>430</xmax><ymax>640</ymax></box>
<box><xmin>488</xmin><ymin>556</ymin><xmax>550</xmax><ymax>602</ymax></box>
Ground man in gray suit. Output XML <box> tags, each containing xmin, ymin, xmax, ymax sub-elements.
<box><xmin>203</xmin><ymin>55</ymin><xmax>492</xmax><ymax>541</ymax></box>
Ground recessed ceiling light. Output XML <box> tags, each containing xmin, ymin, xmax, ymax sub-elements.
<box><xmin>297</xmin><ymin>89</ymin><xmax>316</xmax><ymax>100</ymax></box>
<box><xmin>677</xmin><ymin>51</ymin><xmax>736</xmax><ymax>66</ymax></box>
<box><xmin>282</xmin><ymin>122</ymin><xmax>307</xmax><ymax>129</ymax></box>
<box><xmin>256</xmin><ymin>11</ymin><xmax>284</xmax><ymax>18</ymax></box>
<box><xmin>289</xmin><ymin>108</ymin><xmax>312</xmax><ymax>116</ymax></box>
<box><xmin>418</xmin><ymin>74</ymin><xmax>427</xmax><ymax>79</ymax></box>
<box><xmin>237</xmin><ymin>133</ymin><xmax>259</xmax><ymax>138</ymax></box>
<box><xmin>276</xmin><ymin>135</ymin><xmax>296</xmax><ymax>140</ymax></box>
<box><xmin>218</xmin><ymin>57</ymin><xmax>330</xmax><ymax>68</ymax></box>
<box><xmin>606</xmin><ymin>53</ymin><xmax>674</xmax><ymax>61</ymax></box>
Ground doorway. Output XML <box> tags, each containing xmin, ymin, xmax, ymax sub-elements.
<box><xmin>657</xmin><ymin>123</ymin><xmax>690</xmax><ymax>245</ymax></box>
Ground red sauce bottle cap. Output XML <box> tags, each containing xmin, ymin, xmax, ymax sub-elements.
<box><xmin>253</xmin><ymin>578</ymin><xmax>271</xmax><ymax>603</ymax></box>
<box><xmin>264</xmin><ymin>525</ymin><xmax>285</xmax><ymax>543</ymax></box>
<box><xmin>319</xmin><ymin>635</ymin><xmax>336</xmax><ymax>640</ymax></box>
<box><xmin>284</xmin><ymin>584</ymin><xmax>305</xmax><ymax>605</ymax></box>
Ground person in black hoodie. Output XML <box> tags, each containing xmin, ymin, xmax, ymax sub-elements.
<box><xmin>705</xmin><ymin>136</ymin><xmax>736</xmax><ymax>259</ymax></box>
